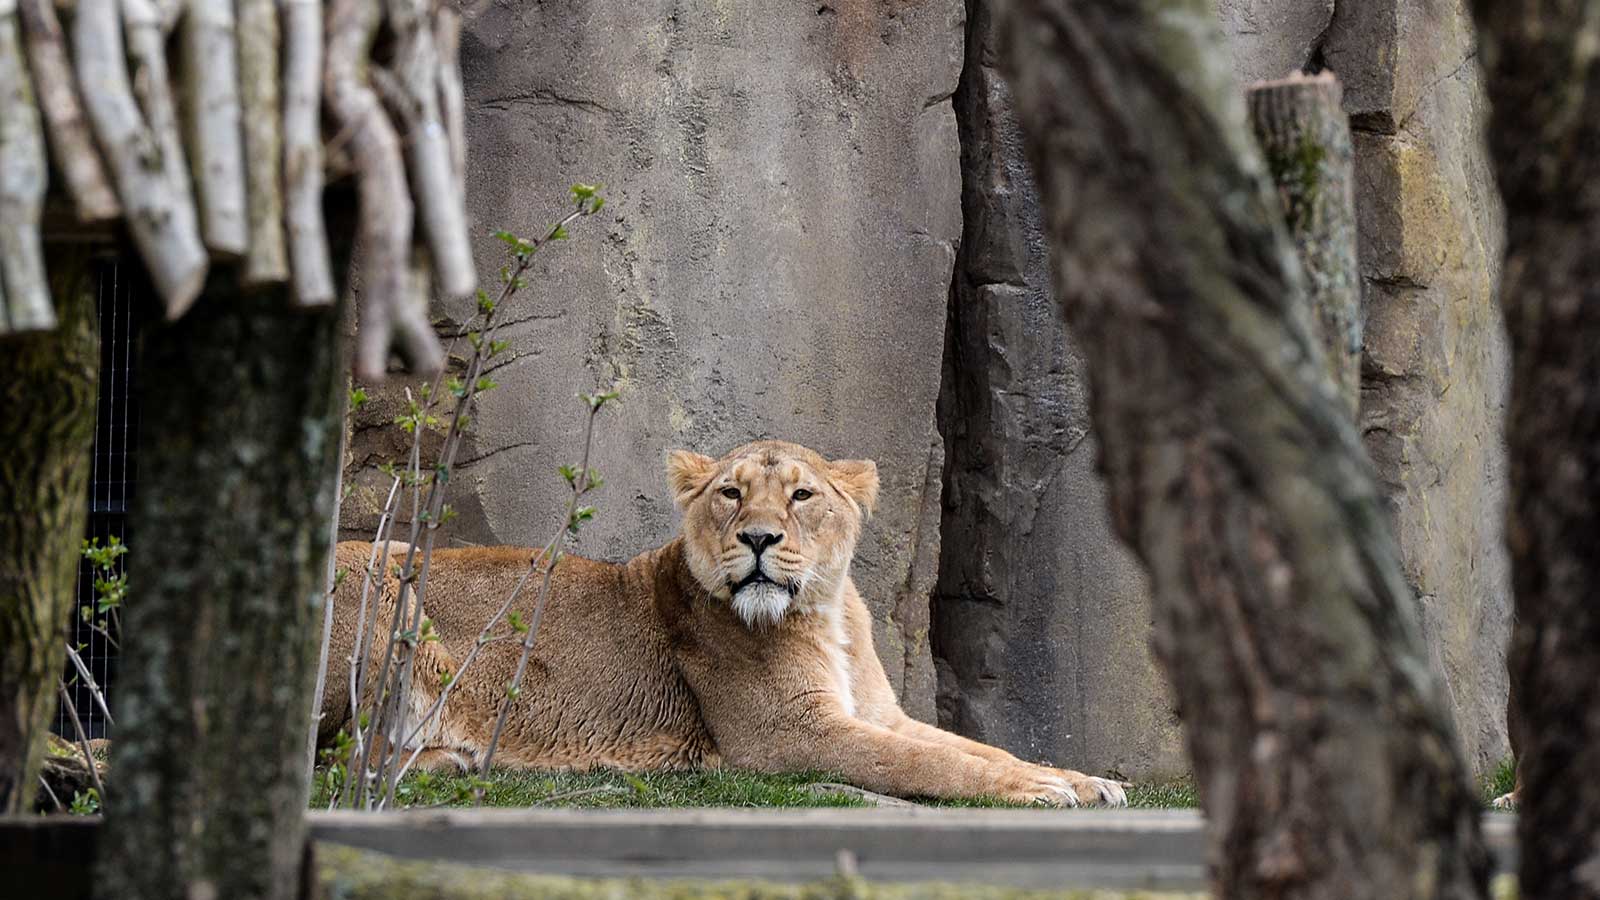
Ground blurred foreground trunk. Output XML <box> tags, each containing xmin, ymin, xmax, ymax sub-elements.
<box><xmin>1473</xmin><ymin>4</ymin><xmax>1600</xmax><ymax>898</ymax></box>
<box><xmin>992</xmin><ymin>1</ymin><xmax>1488</xmax><ymax>897</ymax></box>
<box><xmin>97</xmin><ymin>265</ymin><xmax>344</xmax><ymax>900</ymax></box>
<box><xmin>0</xmin><ymin>247</ymin><xmax>98</xmax><ymax>813</ymax></box>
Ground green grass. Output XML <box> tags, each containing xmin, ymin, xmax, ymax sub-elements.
<box><xmin>317</xmin><ymin>762</ymin><xmax>1524</xmax><ymax>813</ymax></box>
<box><xmin>313</xmin><ymin>766</ymin><xmax>1201</xmax><ymax>811</ymax></box>
<box><xmin>1482</xmin><ymin>757</ymin><xmax>1516</xmax><ymax>806</ymax></box>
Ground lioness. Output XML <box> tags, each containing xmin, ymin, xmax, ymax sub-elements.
<box><xmin>319</xmin><ymin>440</ymin><xmax>1128</xmax><ymax>806</ymax></box>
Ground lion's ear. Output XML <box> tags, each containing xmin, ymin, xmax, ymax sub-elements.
<box><xmin>665</xmin><ymin>450</ymin><xmax>716</xmax><ymax>506</ymax></box>
<box><xmin>828</xmin><ymin>459</ymin><xmax>879</xmax><ymax>517</ymax></box>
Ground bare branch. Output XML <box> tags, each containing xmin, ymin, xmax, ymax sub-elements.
<box><xmin>238</xmin><ymin>0</ymin><xmax>288</xmax><ymax>284</ymax></box>
<box><xmin>76</xmin><ymin>0</ymin><xmax>207</xmax><ymax>315</ymax></box>
<box><xmin>282</xmin><ymin>0</ymin><xmax>336</xmax><ymax>306</ymax></box>
<box><xmin>0</xmin><ymin>0</ymin><xmax>53</xmax><ymax>333</ymax></box>
<box><xmin>15</xmin><ymin>0</ymin><xmax>119</xmax><ymax>223</ymax></box>
<box><xmin>182</xmin><ymin>0</ymin><xmax>248</xmax><ymax>255</ymax></box>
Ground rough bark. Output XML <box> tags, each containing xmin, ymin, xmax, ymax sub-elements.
<box><xmin>1247</xmin><ymin>72</ymin><xmax>1361</xmax><ymax>415</ymax></box>
<box><xmin>96</xmin><ymin>263</ymin><xmax>346</xmax><ymax>900</ymax></box>
<box><xmin>991</xmin><ymin>1</ymin><xmax>1488</xmax><ymax>898</ymax></box>
<box><xmin>0</xmin><ymin>246</ymin><xmax>99</xmax><ymax>814</ymax></box>
<box><xmin>1472</xmin><ymin>4</ymin><xmax>1600</xmax><ymax>897</ymax></box>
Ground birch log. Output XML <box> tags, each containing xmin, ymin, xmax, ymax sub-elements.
<box><xmin>282</xmin><ymin>0</ymin><xmax>335</xmax><ymax>306</ymax></box>
<box><xmin>0</xmin><ymin>0</ymin><xmax>55</xmax><ymax>333</ymax></box>
<box><xmin>15</xmin><ymin>0</ymin><xmax>119</xmax><ymax>223</ymax></box>
<box><xmin>327</xmin><ymin>0</ymin><xmax>443</xmax><ymax>380</ymax></box>
<box><xmin>183</xmin><ymin>0</ymin><xmax>248</xmax><ymax>256</ymax></box>
<box><xmin>238</xmin><ymin>0</ymin><xmax>287</xmax><ymax>284</ymax></box>
<box><xmin>76</xmin><ymin>0</ymin><xmax>206</xmax><ymax>314</ymax></box>
<box><xmin>433</xmin><ymin>2</ymin><xmax>466</xmax><ymax>197</ymax></box>
<box><xmin>1247</xmin><ymin>72</ymin><xmax>1361</xmax><ymax>415</ymax></box>
<box><xmin>385</xmin><ymin>0</ymin><xmax>475</xmax><ymax>300</ymax></box>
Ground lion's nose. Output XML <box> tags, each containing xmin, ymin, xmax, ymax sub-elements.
<box><xmin>737</xmin><ymin>529</ymin><xmax>783</xmax><ymax>556</ymax></box>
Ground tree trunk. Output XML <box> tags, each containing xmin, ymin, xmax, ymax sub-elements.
<box><xmin>0</xmin><ymin>246</ymin><xmax>98</xmax><ymax>813</ymax></box>
<box><xmin>1472</xmin><ymin>5</ymin><xmax>1600</xmax><ymax>898</ymax></box>
<box><xmin>97</xmin><ymin>263</ymin><xmax>345</xmax><ymax>900</ymax></box>
<box><xmin>1247</xmin><ymin>73</ymin><xmax>1361</xmax><ymax>416</ymax></box>
<box><xmin>991</xmin><ymin>2</ymin><xmax>1488</xmax><ymax>898</ymax></box>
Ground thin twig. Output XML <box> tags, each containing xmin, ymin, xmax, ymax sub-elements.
<box><xmin>477</xmin><ymin>400</ymin><xmax>604</xmax><ymax>784</ymax></box>
<box><xmin>56</xmin><ymin>682</ymin><xmax>105</xmax><ymax>804</ymax></box>
<box><xmin>38</xmin><ymin>775</ymin><xmax>64</xmax><ymax>813</ymax></box>
<box><xmin>64</xmin><ymin>645</ymin><xmax>114</xmax><ymax>726</ymax></box>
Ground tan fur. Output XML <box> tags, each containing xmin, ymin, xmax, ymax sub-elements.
<box><xmin>319</xmin><ymin>440</ymin><xmax>1127</xmax><ymax>806</ymax></box>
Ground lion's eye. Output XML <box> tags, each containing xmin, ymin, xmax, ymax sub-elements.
<box><xmin>792</xmin><ymin>489</ymin><xmax>813</xmax><ymax>502</ymax></box>
<box><xmin>720</xmin><ymin>487</ymin><xmax>741</xmax><ymax>501</ymax></box>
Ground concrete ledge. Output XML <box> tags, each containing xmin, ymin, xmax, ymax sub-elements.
<box><xmin>0</xmin><ymin>809</ymin><xmax>1519</xmax><ymax>896</ymax></box>
<box><xmin>306</xmin><ymin>808</ymin><xmax>1520</xmax><ymax>891</ymax></box>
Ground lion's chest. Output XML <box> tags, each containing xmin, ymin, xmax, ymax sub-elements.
<box><xmin>822</xmin><ymin>608</ymin><xmax>856</xmax><ymax>718</ymax></box>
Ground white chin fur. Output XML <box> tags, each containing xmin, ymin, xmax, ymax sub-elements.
<box><xmin>731</xmin><ymin>582</ymin><xmax>791</xmax><ymax>629</ymax></box>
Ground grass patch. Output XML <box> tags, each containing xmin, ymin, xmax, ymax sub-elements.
<box><xmin>313</xmin><ymin>766</ymin><xmax>1203</xmax><ymax>811</ymax></box>
<box><xmin>314</xmin><ymin>764</ymin><xmax>1517</xmax><ymax>812</ymax></box>
<box><xmin>1482</xmin><ymin>757</ymin><xmax>1516</xmax><ymax>806</ymax></box>
<box><xmin>313</xmin><ymin>767</ymin><xmax>874</xmax><ymax>810</ymax></box>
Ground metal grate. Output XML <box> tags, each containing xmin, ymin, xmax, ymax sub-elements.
<box><xmin>56</xmin><ymin>261</ymin><xmax>142</xmax><ymax>740</ymax></box>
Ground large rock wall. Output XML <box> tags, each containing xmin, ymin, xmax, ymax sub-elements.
<box><xmin>933</xmin><ymin>0</ymin><xmax>1509</xmax><ymax>779</ymax></box>
<box><xmin>931</xmin><ymin>0</ymin><xmax>1183</xmax><ymax>778</ymax></box>
<box><xmin>342</xmin><ymin>0</ymin><xmax>966</xmax><ymax>718</ymax></box>
<box><xmin>1324</xmin><ymin>0</ymin><xmax>1512</xmax><ymax>772</ymax></box>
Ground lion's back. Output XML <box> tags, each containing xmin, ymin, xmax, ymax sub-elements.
<box><xmin>320</xmin><ymin>540</ymin><xmax>718</xmax><ymax>771</ymax></box>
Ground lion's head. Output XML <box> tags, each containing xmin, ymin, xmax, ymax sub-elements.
<box><xmin>666</xmin><ymin>440</ymin><xmax>879</xmax><ymax>628</ymax></box>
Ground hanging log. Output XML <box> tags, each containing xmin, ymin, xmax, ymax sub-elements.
<box><xmin>282</xmin><ymin>0</ymin><xmax>336</xmax><ymax>307</ymax></box>
<box><xmin>182</xmin><ymin>0</ymin><xmax>248</xmax><ymax>256</ymax></box>
<box><xmin>238</xmin><ymin>0</ymin><xmax>288</xmax><ymax>285</ymax></box>
<box><xmin>433</xmin><ymin>1</ymin><xmax>467</xmax><ymax>197</ymax></box>
<box><xmin>75</xmin><ymin>0</ymin><xmax>207</xmax><ymax>314</ymax></box>
<box><xmin>0</xmin><ymin>0</ymin><xmax>54</xmax><ymax>333</ymax></box>
<box><xmin>326</xmin><ymin>0</ymin><xmax>444</xmax><ymax>380</ymax></box>
<box><xmin>383</xmin><ymin>0</ymin><xmax>476</xmax><ymax>300</ymax></box>
<box><xmin>15</xmin><ymin>0</ymin><xmax>120</xmax><ymax>224</ymax></box>
<box><xmin>1247</xmin><ymin>72</ymin><xmax>1361</xmax><ymax>415</ymax></box>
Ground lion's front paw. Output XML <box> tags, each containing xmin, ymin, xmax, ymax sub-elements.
<box><xmin>1000</xmin><ymin>767</ymin><xmax>1129</xmax><ymax>808</ymax></box>
<box><xmin>1054</xmin><ymin>769</ymin><xmax>1130</xmax><ymax>808</ymax></box>
<box><xmin>1490</xmin><ymin>790</ymin><xmax>1518</xmax><ymax>810</ymax></box>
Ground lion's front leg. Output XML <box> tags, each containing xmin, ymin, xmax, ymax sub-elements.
<box><xmin>733</xmin><ymin>711</ymin><xmax>1111</xmax><ymax>807</ymax></box>
<box><xmin>886</xmin><ymin>715</ymin><xmax>1129</xmax><ymax>807</ymax></box>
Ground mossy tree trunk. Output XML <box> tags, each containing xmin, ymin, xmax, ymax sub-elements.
<box><xmin>1473</xmin><ymin>4</ymin><xmax>1600</xmax><ymax>898</ymax></box>
<box><xmin>96</xmin><ymin>265</ymin><xmax>345</xmax><ymax>900</ymax></box>
<box><xmin>991</xmin><ymin>2</ymin><xmax>1488</xmax><ymax>898</ymax></box>
<box><xmin>1247</xmin><ymin>73</ymin><xmax>1361</xmax><ymax>416</ymax></box>
<box><xmin>0</xmin><ymin>246</ymin><xmax>98</xmax><ymax>814</ymax></box>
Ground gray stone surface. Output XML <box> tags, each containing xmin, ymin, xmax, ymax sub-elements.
<box><xmin>1218</xmin><ymin>0</ymin><xmax>1335</xmax><ymax>85</ymax></box>
<box><xmin>932</xmin><ymin>0</ymin><xmax>1184</xmax><ymax>779</ymax></box>
<box><xmin>1324</xmin><ymin>0</ymin><xmax>1512</xmax><ymax>774</ymax></box>
<box><xmin>342</xmin><ymin>0</ymin><xmax>965</xmax><ymax>719</ymax></box>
